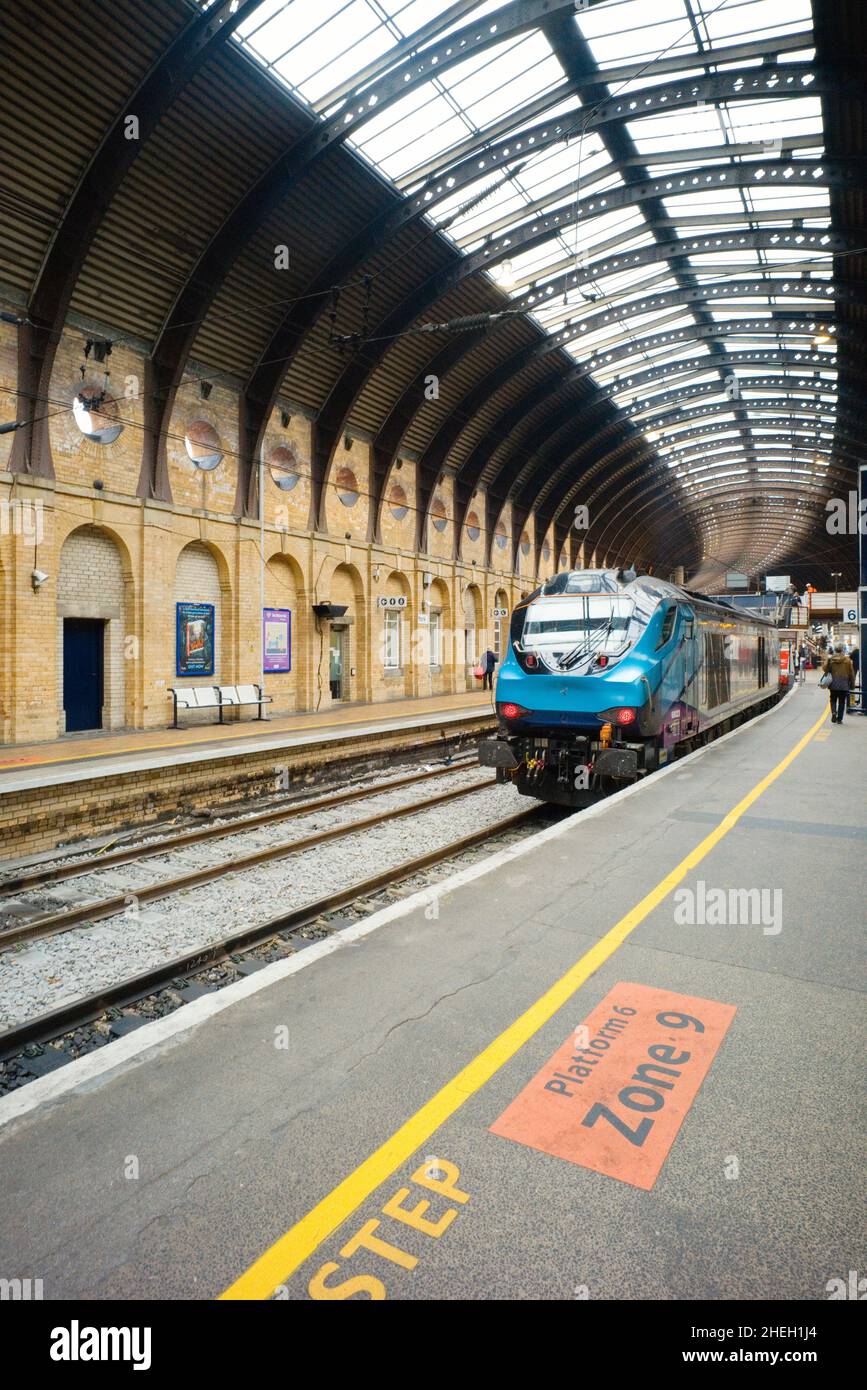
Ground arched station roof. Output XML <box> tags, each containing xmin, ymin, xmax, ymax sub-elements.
<box><xmin>2</xmin><ymin>0</ymin><xmax>864</xmax><ymax>586</ymax></box>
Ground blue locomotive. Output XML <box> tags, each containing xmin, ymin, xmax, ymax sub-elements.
<box><xmin>479</xmin><ymin>569</ymin><xmax>781</xmax><ymax>807</ymax></box>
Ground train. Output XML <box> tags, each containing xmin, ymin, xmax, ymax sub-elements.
<box><xmin>479</xmin><ymin>568</ymin><xmax>782</xmax><ymax>807</ymax></box>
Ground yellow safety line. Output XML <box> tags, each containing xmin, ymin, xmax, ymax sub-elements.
<box><xmin>220</xmin><ymin>703</ymin><xmax>829</xmax><ymax>1299</ymax></box>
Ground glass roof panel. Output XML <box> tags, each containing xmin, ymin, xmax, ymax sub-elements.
<box><xmin>199</xmin><ymin>0</ymin><xmax>837</xmax><ymax>579</ymax></box>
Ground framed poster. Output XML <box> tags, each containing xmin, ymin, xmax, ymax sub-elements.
<box><xmin>176</xmin><ymin>602</ymin><xmax>215</xmax><ymax>677</ymax></box>
<box><xmin>263</xmin><ymin>607</ymin><xmax>291</xmax><ymax>673</ymax></box>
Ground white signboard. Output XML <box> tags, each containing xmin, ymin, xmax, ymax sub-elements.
<box><xmin>725</xmin><ymin>571</ymin><xmax>749</xmax><ymax>590</ymax></box>
<box><xmin>844</xmin><ymin>607</ymin><xmax>857</xmax><ymax>624</ymax></box>
<box><xmin>377</xmin><ymin>595</ymin><xmax>407</xmax><ymax>609</ymax></box>
<box><xmin>492</xmin><ymin>607</ymin><xmax>508</xmax><ymax>618</ymax></box>
<box><xmin>765</xmin><ymin>575</ymin><xmax>791</xmax><ymax>593</ymax></box>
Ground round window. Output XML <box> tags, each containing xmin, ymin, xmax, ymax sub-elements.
<box><xmin>268</xmin><ymin>444</ymin><xmax>300</xmax><ymax>491</ymax></box>
<box><xmin>388</xmin><ymin>482</ymin><xmax>408</xmax><ymax>520</ymax></box>
<box><xmin>72</xmin><ymin>389</ymin><xmax>123</xmax><ymax>445</ymax></box>
<box><xmin>184</xmin><ymin>420</ymin><xmax>223</xmax><ymax>471</ymax></box>
<box><xmin>465</xmin><ymin>510</ymin><xmax>481</xmax><ymax>542</ymax></box>
<box><xmin>541</xmin><ymin>540</ymin><xmax>551</xmax><ymax>562</ymax></box>
<box><xmin>519</xmin><ymin>530</ymin><xmax>531</xmax><ymax>556</ymax></box>
<box><xmin>494</xmin><ymin>520</ymin><xmax>508</xmax><ymax>550</ymax></box>
<box><xmin>337</xmin><ymin>465</ymin><xmax>358</xmax><ymax>507</ymax></box>
<box><xmin>431</xmin><ymin>495</ymin><xmax>448</xmax><ymax>533</ymax></box>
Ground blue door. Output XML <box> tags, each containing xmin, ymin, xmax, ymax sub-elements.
<box><xmin>63</xmin><ymin>619</ymin><xmax>104</xmax><ymax>732</ymax></box>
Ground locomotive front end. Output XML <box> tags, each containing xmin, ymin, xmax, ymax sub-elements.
<box><xmin>480</xmin><ymin>571</ymin><xmax>653</xmax><ymax>804</ymax></box>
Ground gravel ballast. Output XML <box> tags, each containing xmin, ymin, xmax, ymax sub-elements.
<box><xmin>0</xmin><ymin>779</ymin><xmax>532</xmax><ymax>1030</ymax></box>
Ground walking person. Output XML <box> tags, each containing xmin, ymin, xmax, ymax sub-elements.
<box><xmin>482</xmin><ymin>647</ymin><xmax>497</xmax><ymax>691</ymax></box>
<box><xmin>797</xmin><ymin>642</ymin><xmax>807</xmax><ymax>685</ymax></box>
<box><xmin>821</xmin><ymin>642</ymin><xmax>855</xmax><ymax>723</ymax></box>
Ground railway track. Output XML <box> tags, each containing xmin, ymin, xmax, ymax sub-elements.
<box><xmin>0</xmin><ymin>765</ymin><xmax>496</xmax><ymax>950</ymax></box>
<box><xmin>0</xmin><ymin>801</ymin><xmax>550</xmax><ymax>1090</ymax></box>
<box><xmin>0</xmin><ymin>758</ymin><xmax>478</xmax><ymax>896</ymax></box>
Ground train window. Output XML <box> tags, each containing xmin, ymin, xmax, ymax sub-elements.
<box><xmin>704</xmin><ymin>632</ymin><xmax>731</xmax><ymax>708</ymax></box>
<box><xmin>657</xmin><ymin>606</ymin><xmax>677</xmax><ymax>648</ymax></box>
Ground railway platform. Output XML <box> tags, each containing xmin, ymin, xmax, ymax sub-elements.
<box><xmin>0</xmin><ymin>691</ymin><xmax>494</xmax><ymax>858</ymax></box>
<box><xmin>0</xmin><ymin>676</ymin><xmax>863</xmax><ymax>1304</ymax></box>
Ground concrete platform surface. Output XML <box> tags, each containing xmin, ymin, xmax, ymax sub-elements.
<box><xmin>0</xmin><ymin>690</ymin><xmax>491</xmax><ymax>793</ymax></box>
<box><xmin>0</xmin><ymin>677</ymin><xmax>863</xmax><ymax>1301</ymax></box>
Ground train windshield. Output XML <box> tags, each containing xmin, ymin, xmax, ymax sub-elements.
<box><xmin>522</xmin><ymin>595</ymin><xmax>634</xmax><ymax>668</ymax></box>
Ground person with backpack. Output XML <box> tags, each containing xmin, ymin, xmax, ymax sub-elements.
<box><xmin>821</xmin><ymin>642</ymin><xmax>855</xmax><ymax>723</ymax></box>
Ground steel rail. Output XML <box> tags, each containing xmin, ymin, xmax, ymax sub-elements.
<box><xmin>0</xmin><ymin>806</ymin><xmax>543</xmax><ymax>1060</ymax></box>
<box><xmin>0</xmin><ymin>776</ymin><xmax>499</xmax><ymax>949</ymax></box>
<box><xmin>0</xmin><ymin>760</ymin><xmax>481</xmax><ymax>895</ymax></box>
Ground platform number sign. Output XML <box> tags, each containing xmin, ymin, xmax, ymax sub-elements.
<box><xmin>378</xmin><ymin>595</ymin><xmax>407</xmax><ymax>609</ymax></box>
<box><xmin>844</xmin><ymin>607</ymin><xmax>857</xmax><ymax>624</ymax></box>
<box><xmin>490</xmin><ymin>983</ymin><xmax>737</xmax><ymax>1189</ymax></box>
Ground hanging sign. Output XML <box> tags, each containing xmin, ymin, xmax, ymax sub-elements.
<box><xmin>378</xmin><ymin>595</ymin><xmax>407</xmax><ymax>609</ymax></box>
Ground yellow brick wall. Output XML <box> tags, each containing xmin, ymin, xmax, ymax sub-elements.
<box><xmin>0</xmin><ymin>302</ymin><xmax>550</xmax><ymax>747</ymax></box>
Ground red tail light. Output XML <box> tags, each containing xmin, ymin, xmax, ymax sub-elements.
<box><xmin>525</xmin><ymin>653</ymin><xmax>539</xmax><ymax>668</ymax></box>
<box><xmin>499</xmin><ymin>702</ymin><xmax>531</xmax><ymax>720</ymax></box>
<box><xmin>596</xmin><ymin>654</ymin><xmax>609</xmax><ymax>668</ymax></box>
<box><xmin>615</xmin><ymin>707</ymin><xmax>637</xmax><ymax>725</ymax></box>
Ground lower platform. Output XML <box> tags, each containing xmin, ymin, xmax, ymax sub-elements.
<box><xmin>0</xmin><ymin>690</ymin><xmax>493</xmax><ymax>857</ymax></box>
<box><xmin>0</xmin><ymin>676</ymin><xmax>862</xmax><ymax>1300</ymax></box>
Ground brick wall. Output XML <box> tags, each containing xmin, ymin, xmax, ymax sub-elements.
<box><xmin>0</xmin><ymin>295</ymin><xmax>610</xmax><ymax>748</ymax></box>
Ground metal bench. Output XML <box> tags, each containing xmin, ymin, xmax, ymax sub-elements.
<box><xmin>168</xmin><ymin>683</ymin><xmax>272</xmax><ymax>727</ymax></box>
<box><xmin>216</xmin><ymin>683</ymin><xmax>272</xmax><ymax>721</ymax></box>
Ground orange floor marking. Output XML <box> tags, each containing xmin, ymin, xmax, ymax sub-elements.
<box><xmin>489</xmin><ymin>982</ymin><xmax>736</xmax><ymax>1190</ymax></box>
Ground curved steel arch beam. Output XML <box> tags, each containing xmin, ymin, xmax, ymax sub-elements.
<box><xmin>651</xmin><ymin>435</ymin><xmax>861</xmax><ymax>469</ymax></box>
<box><xmin>620</xmin><ymin>375</ymin><xmax>844</xmax><ymax>424</ymax></box>
<box><xmin>586</xmin><ymin>344</ymin><xmax>842</xmax><ymax>402</ymax></box>
<box><xmin>600</xmin><ymin>469</ymin><xmax>852</xmax><ymax>561</ymax></box>
<box><xmin>495</xmin><ymin>348</ymin><xmax>847</xmax><ymax>523</ymax></box>
<box><xmin>510</xmin><ymin>227</ymin><xmax>855</xmax><ymax>315</ymax></box>
<box><xmin>632</xmin><ymin>400</ymin><xmax>858</xmax><ymax>441</ymax></box>
<box><xmin>533</xmin><ymin>426</ymin><xmax>852</xmax><ymax>559</ymax></box>
<box><xmin>397</xmin><ymin>54</ymin><xmax>823</xmax><ymax>189</ymax></box>
<box><xmin>141</xmin><ymin>0</ymin><xmax>582</xmax><ymax>489</ymax></box>
<box><xmin>12</xmin><ymin>0</ymin><xmax>263</xmax><ymax>479</ymax></box>
<box><xmin>650</xmin><ymin>513</ymin><xmax>849</xmax><ymax>576</ymax></box>
<box><xmin>636</xmin><ymin>415</ymin><xmax>865</xmax><ymax>455</ymax></box>
<box><xmin>255</xmin><ymin>146</ymin><xmax>842</xmax><ymax>517</ymax></box>
<box><xmin>360</xmin><ymin>232</ymin><xmax>858</xmax><ymax>516</ymax></box>
<box><xmin>357</xmin><ymin>312</ymin><xmax>843</xmax><ymax>548</ymax></box>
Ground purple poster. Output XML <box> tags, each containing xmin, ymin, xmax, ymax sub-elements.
<box><xmin>263</xmin><ymin>608</ymin><xmax>291</xmax><ymax>673</ymax></box>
